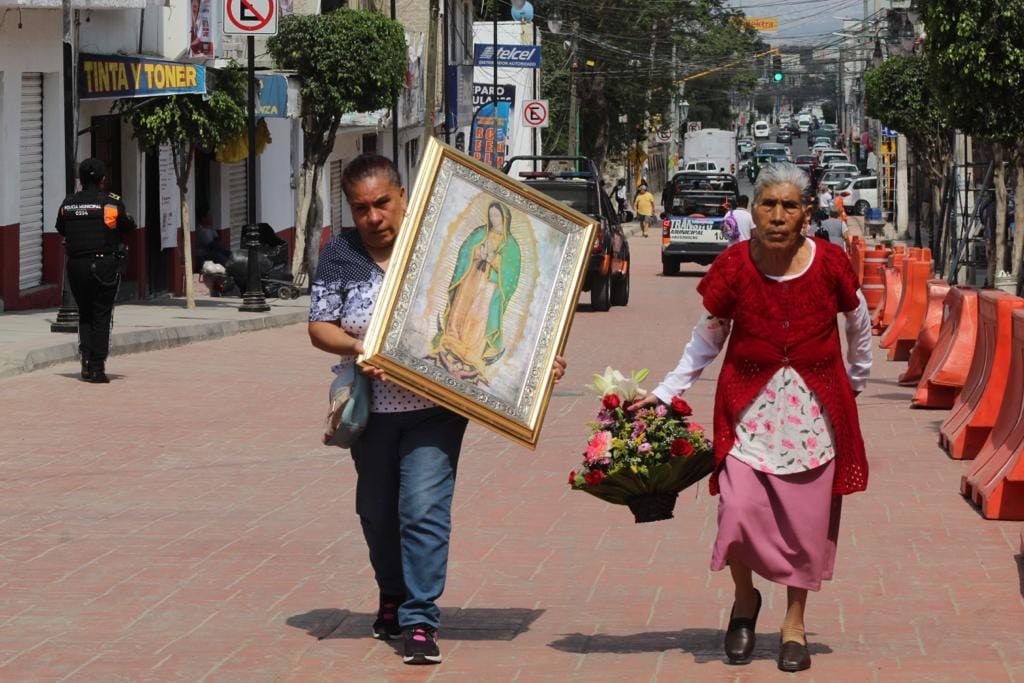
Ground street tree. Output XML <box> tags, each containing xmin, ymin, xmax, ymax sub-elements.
<box><xmin>267</xmin><ymin>8</ymin><xmax>406</xmax><ymax>279</ymax></box>
<box><xmin>115</xmin><ymin>64</ymin><xmax>247</xmax><ymax>309</ymax></box>
<box><xmin>922</xmin><ymin>0</ymin><xmax>1024</xmax><ymax>284</ymax></box>
<box><xmin>539</xmin><ymin>0</ymin><xmax>760</xmax><ymax>176</ymax></box>
<box><xmin>864</xmin><ymin>53</ymin><xmax>952</xmax><ymax>254</ymax></box>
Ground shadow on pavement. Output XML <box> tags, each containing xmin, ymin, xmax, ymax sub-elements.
<box><xmin>1016</xmin><ymin>555</ymin><xmax>1024</xmax><ymax>598</ymax></box>
<box><xmin>548</xmin><ymin>629</ymin><xmax>833</xmax><ymax>664</ymax></box>
<box><xmin>287</xmin><ymin>607</ymin><xmax>545</xmax><ymax>641</ymax></box>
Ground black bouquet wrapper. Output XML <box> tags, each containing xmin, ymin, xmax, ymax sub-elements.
<box><xmin>627</xmin><ymin>492</ymin><xmax>679</xmax><ymax>523</ymax></box>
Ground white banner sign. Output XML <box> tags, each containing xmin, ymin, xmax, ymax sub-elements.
<box><xmin>158</xmin><ymin>146</ymin><xmax>180</xmax><ymax>250</ymax></box>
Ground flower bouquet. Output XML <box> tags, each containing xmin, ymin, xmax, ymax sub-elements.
<box><xmin>569</xmin><ymin>368</ymin><xmax>715</xmax><ymax>523</ymax></box>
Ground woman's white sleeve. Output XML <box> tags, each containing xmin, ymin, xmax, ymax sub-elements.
<box><xmin>651</xmin><ymin>310</ymin><xmax>730</xmax><ymax>403</ymax></box>
<box><xmin>844</xmin><ymin>290</ymin><xmax>873</xmax><ymax>392</ymax></box>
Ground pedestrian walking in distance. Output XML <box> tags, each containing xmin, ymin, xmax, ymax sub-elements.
<box><xmin>55</xmin><ymin>158</ymin><xmax>135</xmax><ymax>383</ymax></box>
<box><xmin>628</xmin><ymin>162</ymin><xmax>872</xmax><ymax>672</ymax></box>
<box><xmin>307</xmin><ymin>154</ymin><xmax>566</xmax><ymax>666</ymax></box>
<box><xmin>633</xmin><ymin>183</ymin><xmax>656</xmax><ymax>238</ymax></box>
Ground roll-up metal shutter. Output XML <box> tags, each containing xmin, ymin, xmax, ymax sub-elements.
<box><xmin>226</xmin><ymin>162</ymin><xmax>247</xmax><ymax>251</ymax></box>
<box><xmin>330</xmin><ymin>158</ymin><xmax>344</xmax><ymax>232</ymax></box>
<box><xmin>19</xmin><ymin>73</ymin><xmax>44</xmax><ymax>290</ymax></box>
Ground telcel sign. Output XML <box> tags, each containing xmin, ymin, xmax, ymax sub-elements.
<box><xmin>474</xmin><ymin>44</ymin><xmax>542</xmax><ymax>68</ymax></box>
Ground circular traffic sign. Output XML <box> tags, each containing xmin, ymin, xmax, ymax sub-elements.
<box><xmin>523</xmin><ymin>100</ymin><xmax>548</xmax><ymax>127</ymax></box>
<box><xmin>227</xmin><ymin>0</ymin><xmax>275</xmax><ymax>32</ymax></box>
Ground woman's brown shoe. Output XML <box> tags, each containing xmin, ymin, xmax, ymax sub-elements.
<box><xmin>724</xmin><ymin>588</ymin><xmax>761</xmax><ymax>663</ymax></box>
<box><xmin>778</xmin><ymin>638</ymin><xmax>811</xmax><ymax>672</ymax></box>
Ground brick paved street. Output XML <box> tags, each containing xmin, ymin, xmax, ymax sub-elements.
<box><xmin>1</xmin><ymin>235</ymin><xmax>1022</xmax><ymax>682</ymax></box>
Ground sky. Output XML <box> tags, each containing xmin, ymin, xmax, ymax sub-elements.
<box><xmin>727</xmin><ymin>0</ymin><xmax>872</xmax><ymax>44</ymax></box>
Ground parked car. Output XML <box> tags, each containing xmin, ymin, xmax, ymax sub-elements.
<box><xmin>660</xmin><ymin>172</ymin><xmax>739</xmax><ymax>274</ymax></box>
<box><xmin>503</xmin><ymin>155</ymin><xmax>630</xmax><ymax>310</ymax></box>
<box><xmin>834</xmin><ymin>175</ymin><xmax>880</xmax><ymax>215</ymax></box>
<box><xmin>827</xmin><ymin>161</ymin><xmax>861</xmax><ymax>176</ymax></box>
<box><xmin>795</xmin><ymin>154</ymin><xmax>819</xmax><ymax>174</ymax></box>
<box><xmin>775</xmin><ymin>129</ymin><xmax>793</xmax><ymax>144</ymax></box>
<box><xmin>820</xmin><ymin>151</ymin><xmax>850</xmax><ymax>167</ymax></box>
<box><xmin>820</xmin><ymin>169</ymin><xmax>857</xmax><ymax>192</ymax></box>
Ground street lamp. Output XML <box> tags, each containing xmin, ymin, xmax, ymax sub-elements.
<box><xmin>679</xmin><ymin>100</ymin><xmax>689</xmax><ymax>122</ymax></box>
<box><xmin>546</xmin><ymin>6</ymin><xmax>563</xmax><ymax>35</ymax></box>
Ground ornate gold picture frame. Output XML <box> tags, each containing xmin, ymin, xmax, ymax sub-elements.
<box><xmin>361</xmin><ymin>138</ymin><xmax>597</xmax><ymax>448</ymax></box>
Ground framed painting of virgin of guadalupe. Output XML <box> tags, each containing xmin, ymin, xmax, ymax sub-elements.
<box><xmin>361</xmin><ymin>137</ymin><xmax>597</xmax><ymax>448</ymax></box>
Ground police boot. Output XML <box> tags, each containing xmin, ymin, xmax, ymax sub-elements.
<box><xmin>80</xmin><ymin>358</ymin><xmax>93</xmax><ymax>381</ymax></box>
<box><xmin>88</xmin><ymin>361</ymin><xmax>110</xmax><ymax>384</ymax></box>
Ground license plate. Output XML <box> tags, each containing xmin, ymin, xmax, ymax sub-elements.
<box><xmin>669</xmin><ymin>218</ymin><xmax>725</xmax><ymax>243</ymax></box>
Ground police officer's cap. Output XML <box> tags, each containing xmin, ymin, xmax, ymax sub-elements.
<box><xmin>78</xmin><ymin>158</ymin><xmax>107</xmax><ymax>184</ymax></box>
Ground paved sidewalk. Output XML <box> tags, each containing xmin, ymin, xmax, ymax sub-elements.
<box><xmin>0</xmin><ymin>234</ymin><xmax>1021</xmax><ymax>681</ymax></box>
<box><xmin>0</xmin><ymin>294</ymin><xmax>309</xmax><ymax>380</ymax></box>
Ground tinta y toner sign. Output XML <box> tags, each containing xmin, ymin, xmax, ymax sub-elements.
<box><xmin>473</xmin><ymin>44</ymin><xmax>541</xmax><ymax>69</ymax></box>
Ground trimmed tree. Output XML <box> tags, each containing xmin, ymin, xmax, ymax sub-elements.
<box><xmin>267</xmin><ymin>9</ymin><xmax>406</xmax><ymax>279</ymax></box>
<box><xmin>115</xmin><ymin>64</ymin><xmax>247</xmax><ymax>309</ymax></box>
<box><xmin>864</xmin><ymin>54</ymin><xmax>952</xmax><ymax>255</ymax></box>
<box><xmin>922</xmin><ymin>0</ymin><xmax>1024</xmax><ymax>284</ymax></box>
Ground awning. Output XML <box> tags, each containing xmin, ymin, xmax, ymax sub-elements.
<box><xmin>79</xmin><ymin>54</ymin><xmax>206</xmax><ymax>100</ymax></box>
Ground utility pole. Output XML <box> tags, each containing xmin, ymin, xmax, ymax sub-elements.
<box><xmin>422</xmin><ymin>0</ymin><xmax>440</xmax><ymax>152</ymax></box>
<box><xmin>567</xmin><ymin>35</ymin><xmax>578</xmax><ymax>157</ymax></box>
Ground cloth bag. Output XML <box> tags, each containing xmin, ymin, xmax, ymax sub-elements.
<box><xmin>323</xmin><ymin>364</ymin><xmax>370</xmax><ymax>448</ymax></box>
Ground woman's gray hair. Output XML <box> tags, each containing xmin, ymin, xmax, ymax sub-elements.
<box><xmin>753</xmin><ymin>162</ymin><xmax>812</xmax><ymax>206</ymax></box>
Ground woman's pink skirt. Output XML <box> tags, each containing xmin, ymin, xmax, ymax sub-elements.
<box><xmin>710</xmin><ymin>456</ymin><xmax>842</xmax><ymax>591</ymax></box>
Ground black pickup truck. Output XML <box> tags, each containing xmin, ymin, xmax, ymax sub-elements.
<box><xmin>502</xmin><ymin>155</ymin><xmax>630</xmax><ymax>311</ymax></box>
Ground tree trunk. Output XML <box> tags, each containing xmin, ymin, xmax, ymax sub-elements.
<box><xmin>178</xmin><ymin>188</ymin><xmax>195</xmax><ymax>309</ymax></box>
<box><xmin>1012</xmin><ymin>148</ymin><xmax>1024</xmax><ymax>290</ymax></box>
<box><xmin>992</xmin><ymin>143</ymin><xmax>1008</xmax><ymax>285</ymax></box>
<box><xmin>290</xmin><ymin>161</ymin><xmax>325</xmax><ymax>281</ymax></box>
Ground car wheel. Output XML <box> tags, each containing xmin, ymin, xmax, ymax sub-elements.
<box><xmin>662</xmin><ymin>257</ymin><xmax>680</xmax><ymax>276</ymax></box>
<box><xmin>611</xmin><ymin>270</ymin><xmax>630</xmax><ymax>306</ymax></box>
<box><xmin>854</xmin><ymin>200</ymin><xmax>869</xmax><ymax>216</ymax></box>
<box><xmin>591</xmin><ymin>274</ymin><xmax>611</xmax><ymax>311</ymax></box>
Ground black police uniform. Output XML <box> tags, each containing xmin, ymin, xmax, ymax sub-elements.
<box><xmin>55</xmin><ymin>188</ymin><xmax>135</xmax><ymax>375</ymax></box>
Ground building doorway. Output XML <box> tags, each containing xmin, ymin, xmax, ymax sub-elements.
<box><xmin>90</xmin><ymin>115</ymin><xmax>122</xmax><ymax>193</ymax></box>
<box><xmin>144</xmin><ymin>152</ymin><xmax>169</xmax><ymax>296</ymax></box>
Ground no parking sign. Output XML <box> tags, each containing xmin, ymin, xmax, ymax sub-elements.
<box><xmin>522</xmin><ymin>100</ymin><xmax>549</xmax><ymax>128</ymax></box>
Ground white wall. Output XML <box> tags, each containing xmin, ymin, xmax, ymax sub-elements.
<box><xmin>321</xmin><ymin>131</ymin><xmax>362</xmax><ymax>230</ymax></box>
<box><xmin>0</xmin><ymin>9</ymin><xmax>64</xmax><ymax>231</ymax></box>
<box><xmin>259</xmin><ymin>116</ymin><xmax>296</xmax><ymax>231</ymax></box>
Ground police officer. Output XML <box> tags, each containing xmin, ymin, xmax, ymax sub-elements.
<box><xmin>55</xmin><ymin>158</ymin><xmax>135</xmax><ymax>383</ymax></box>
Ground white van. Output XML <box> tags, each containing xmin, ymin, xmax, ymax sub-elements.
<box><xmin>753</xmin><ymin>121</ymin><xmax>770</xmax><ymax>139</ymax></box>
<box><xmin>797</xmin><ymin>114</ymin><xmax>812</xmax><ymax>133</ymax></box>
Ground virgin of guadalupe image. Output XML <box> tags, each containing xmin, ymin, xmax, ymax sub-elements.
<box><xmin>430</xmin><ymin>201</ymin><xmax>522</xmax><ymax>383</ymax></box>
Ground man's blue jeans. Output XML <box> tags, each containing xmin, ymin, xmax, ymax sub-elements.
<box><xmin>351</xmin><ymin>407</ymin><xmax>468</xmax><ymax>629</ymax></box>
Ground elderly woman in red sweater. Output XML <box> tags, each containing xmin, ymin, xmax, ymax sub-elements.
<box><xmin>629</xmin><ymin>162</ymin><xmax>872</xmax><ymax>672</ymax></box>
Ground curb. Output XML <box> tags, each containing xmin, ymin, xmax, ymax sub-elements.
<box><xmin>0</xmin><ymin>310</ymin><xmax>306</xmax><ymax>381</ymax></box>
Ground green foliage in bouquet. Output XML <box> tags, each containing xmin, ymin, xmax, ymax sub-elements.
<box><xmin>569</xmin><ymin>368</ymin><xmax>715</xmax><ymax>522</ymax></box>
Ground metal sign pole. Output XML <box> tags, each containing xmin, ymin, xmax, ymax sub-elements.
<box><xmin>52</xmin><ymin>0</ymin><xmax>79</xmax><ymax>332</ymax></box>
<box><xmin>239</xmin><ymin>33</ymin><xmax>269</xmax><ymax>312</ymax></box>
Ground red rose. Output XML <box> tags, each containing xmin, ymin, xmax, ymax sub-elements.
<box><xmin>568</xmin><ymin>470</ymin><xmax>576</xmax><ymax>485</ymax></box>
<box><xmin>670</xmin><ymin>438</ymin><xmax>695</xmax><ymax>457</ymax></box>
<box><xmin>670</xmin><ymin>396</ymin><xmax>692</xmax><ymax>417</ymax></box>
<box><xmin>602</xmin><ymin>394</ymin><xmax>621</xmax><ymax>410</ymax></box>
<box><xmin>584</xmin><ymin>470</ymin><xmax>606</xmax><ymax>485</ymax></box>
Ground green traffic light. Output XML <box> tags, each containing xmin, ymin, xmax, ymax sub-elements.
<box><xmin>773</xmin><ymin>72</ymin><xmax>784</xmax><ymax>82</ymax></box>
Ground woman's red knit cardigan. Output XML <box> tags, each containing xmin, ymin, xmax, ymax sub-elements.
<box><xmin>696</xmin><ymin>238</ymin><xmax>868</xmax><ymax>496</ymax></box>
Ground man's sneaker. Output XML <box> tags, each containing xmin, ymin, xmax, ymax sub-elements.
<box><xmin>371</xmin><ymin>593</ymin><xmax>404</xmax><ymax>640</ymax></box>
<box><xmin>402</xmin><ymin>624</ymin><xmax>441</xmax><ymax>665</ymax></box>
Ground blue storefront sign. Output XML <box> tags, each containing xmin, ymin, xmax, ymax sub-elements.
<box><xmin>473</xmin><ymin>44</ymin><xmax>541</xmax><ymax>69</ymax></box>
<box><xmin>79</xmin><ymin>54</ymin><xmax>206</xmax><ymax>100</ymax></box>
<box><xmin>256</xmin><ymin>74</ymin><xmax>288</xmax><ymax>118</ymax></box>
<box><xmin>881</xmin><ymin>125</ymin><xmax>899</xmax><ymax>138</ymax></box>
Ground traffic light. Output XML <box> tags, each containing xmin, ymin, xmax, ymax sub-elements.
<box><xmin>772</xmin><ymin>53</ymin><xmax>783</xmax><ymax>82</ymax></box>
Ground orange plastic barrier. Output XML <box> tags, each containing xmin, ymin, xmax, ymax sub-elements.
<box><xmin>861</xmin><ymin>248</ymin><xmax>888</xmax><ymax>311</ymax></box>
<box><xmin>960</xmin><ymin>310</ymin><xmax>1024</xmax><ymax>519</ymax></box>
<box><xmin>939</xmin><ymin>290</ymin><xmax>1024</xmax><ymax>459</ymax></box>
<box><xmin>911</xmin><ymin>287</ymin><xmax>978</xmax><ymax>408</ymax></box>
<box><xmin>849</xmin><ymin>238</ymin><xmax>865</xmax><ymax>285</ymax></box>
<box><xmin>899</xmin><ymin>279</ymin><xmax>951</xmax><ymax>386</ymax></box>
<box><xmin>880</xmin><ymin>259</ymin><xmax>933</xmax><ymax>361</ymax></box>
<box><xmin>871</xmin><ymin>266</ymin><xmax>903</xmax><ymax>335</ymax></box>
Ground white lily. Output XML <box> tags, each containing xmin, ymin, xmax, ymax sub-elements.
<box><xmin>586</xmin><ymin>367</ymin><xmax>649</xmax><ymax>401</ymax></box>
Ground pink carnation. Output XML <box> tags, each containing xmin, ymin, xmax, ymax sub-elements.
<box><xmin>655</xmin><ymin>404</ymin><xmax>669</xmax><ymax>417</ymax></box>
<box><xmin>585</xmin><ymin>431</ymin><xmax>613</xmax><ymax>463</ymax></box>
<box><xmin>638</xmin><ymin>442</ymin><xmax>653</xmax><ymax>453</ymax></box>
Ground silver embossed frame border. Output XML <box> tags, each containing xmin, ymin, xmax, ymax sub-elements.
<box><xmin>361</xmin><ymin>137</ymin><xmax>597</xmax><ymax>449</ymax></box>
